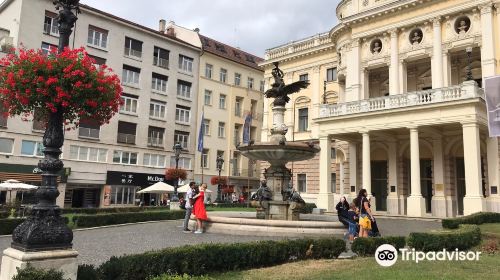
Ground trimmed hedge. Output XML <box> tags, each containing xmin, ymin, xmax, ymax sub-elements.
<box><xmin>442</xmin><ymin>212</ymin><xmax>500</xmax><ymax>229</ymax></box>
<box><xmin>206</xmin><ymin>203</ymin><xmax>248</xmax><ymax>208</ymax></box>
<box><xmin>73</xmin><ymin>210</ymin><xmax>185</xmax><ymax>228</ymax></box>
<box><xmin>0</xmin><ymin>217</ymin><xmax>69</xmax><ymax>235</ymax></box>
<box><xmin>61</xmin><ymin>206</ymin><xmax>169</xmax><ymax>215</ymax></box>
<box><xmin>351</xmin><ymin>236</ymin><xmax>406</xmax><ymax>256</ymax></box>
<box><xmin>0</xmin><ymin>211</ymin><xmax>10</xmax><ymax>219</ymax></box>
<box><xmin>78</xmin><ymin>238</ymin><xmax>345</xmax><ymax>280</ymax></box>
<box><xmin>13</xmin><ymin>266</ymin><xmax>65</xmax><ymax>280</ymax></box>
<box><xmin>149</xmin><ymin>274</ymin><xmax>212</xmax><ymax>280</ymax></box>
<box><xmin>300</xmin><ymin>203</ymin><xmax>317</xmax><ymax>214</ymax></box>
<box><xmin>407</xmin><ymin>225</ymin><xmax>481</xmax><ymax>252</ymax></box>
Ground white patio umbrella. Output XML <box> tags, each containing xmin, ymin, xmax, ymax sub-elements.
<box><xmin>0</xmin><ymin>179</ymin><xmax>38</xmax><ymax>203</ymax></box>
<box><xmin>177</xmin><ymin>184</ymin><xmax>212</xmax><ymax>193</ymax></box>
<box><xmin>137</xmin><ymin>181</ymin><xmax>175</xmax><ymax>194</ymax></box>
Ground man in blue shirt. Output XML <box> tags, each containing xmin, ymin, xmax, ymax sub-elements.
<box><xmin>183</xmin><ymin>182</ymin><xmax>196</xmax><ymax>233</ymax></box>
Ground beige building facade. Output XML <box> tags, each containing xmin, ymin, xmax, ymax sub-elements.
<box><xmin>263</xmin><ymin>0</ymin><xmax>500</xmax><ymax>217</ymax></box>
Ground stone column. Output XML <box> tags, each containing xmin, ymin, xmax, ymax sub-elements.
<box><xmin>407</xmin><ymin>127</ymin><xmax>425</xmax><ymax>217</ymax></box>
<box><xmin>285</xmin><ymin>73</ymin><xmax>294</xmax><ymax>138</ymax></box>
<box><xmin>387</xmin><ymin>141</ymin><xmax>399</xmax><ymax>215</ymax></box>
<box><xmin>486</xmin><ymin>137</ymin><xmax>500</xmax><ymax>212</ymax></box>
<box><xmin>389</xmin><ymin>29</ymin><xmax>400</xmax><ymax>95</ymax></box>
<box><xmin>362</xmin><ymin>132</ymin><xmax>371</xmax><ymax>195</ymax></box>
<box><xmin>431</xmin><ymin>137</ymin><xmax>447</xmax><ymax>217</ymax></box>
<box><xmin>431</xmin><ymin>17</ymin><xmax>443</xmax><ymax>89</ymax></box>
<box><xmin>262</xmin><ymin>92</ymin><xmax>270</xmax><ymax>142</ymax></box>
<box><xmin>310</xmin><ymin>66</ymin><xmax>321</xmax><ymax>136</ymax></box>
<box><xmin>346</xmin><ymin>39</ymin><xmax>361</xmax><ymax>101</ymax></box>
<box><xmin>462</xmin><ymin>122</ymin><xmax>486</xmax><ymax>215</ymax></box>
<box><xmin>348</xmin><ymin>142</ymin><xmax>357</xmax><ymax>196</ymax></box>
<box><xmin>442</xmin><ymin>51</ymin><xmax>450</xmax><ymax>87</ymax></box>
<box><xmin>399</xmin><ymin>60</ymin><xmax>407</xmax><ymax>94</ymax></box>
<box><xmin>339</xmin><ymin>162</ymin><xmax>345</xmax><ymax>196</ymax></box>
<box><xmin>480</xmin><ymin>4</ymin><xmax>496</xmax><ymax>78</ymax></box>
<box><xmin>317</xmin><ymin>136</ymin><xmax>334</xmax><ymax>211</ymax></box>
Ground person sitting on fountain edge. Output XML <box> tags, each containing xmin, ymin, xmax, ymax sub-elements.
<box><xmin>336</xmin><ymin>196</ymin><xmax>350</xmax><ymax>227</ymax></box>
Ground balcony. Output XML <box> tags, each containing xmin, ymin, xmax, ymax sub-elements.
<box><xmin>265</xmin><ymin>31</ymin><xmax>332</xmax><ymax>60</ymax></box>
<box><xmin>117</xmin><ymin>133</ymin><xmax>136</xmax><ymax>144</ymax></box>
<box><xmin>124</xmin><ymin>48</ymin><xmax>142</xmax><ymax>59</ymax></box>
<box><xmin>148</xmin><ymin>137</ymin><xmax>164</xmax><ymax>148</ymax></box>
<box><xmin>43</xmin><ymin>23</ymin><xmax>59</xmax><ymax>36</ymax></box>
<box><xmin>319</xmin><ymin>82</ymin><xmax>484</xmax><ymax>118</ymax></box>
<box><xmin>153</xmin><ymin>57</ymin><xmax>169</xmax><ymax>69</ymax></box>
<box><xmin>78</xmin><ymin>127</ymin><xmax>100</xmax><ymax>139</ymax></box>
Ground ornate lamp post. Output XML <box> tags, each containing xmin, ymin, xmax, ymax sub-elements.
<box><xmin>215</xmin><ymin>155</ymin><xmax>224</xmax><ymax>203</ymax></box>
<box><xmin>172</xmin><ymin>142</ymin><xmax>182</xmax><ymax>202</ymax></box>
<box><xmin>11</xmin><ymin>0</ymin><xmax>80</xmax><ymax>252</ymax></box>
<box><xmin>465</xmin><ymin>47</ymin><xmax>473</xmax><ymax>81</ymax></box>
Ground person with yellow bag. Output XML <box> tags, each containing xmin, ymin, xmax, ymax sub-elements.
<box><xmin>356</xmin><ymin>189</ymin><xmax>374</xmax><ymax>238</ymax></box>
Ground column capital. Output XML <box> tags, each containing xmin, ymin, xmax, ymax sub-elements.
<box><xmin>359</xmin><ymin>129</ymin><xmax>370</xmax><ymax>135</ymax></box>
<box><xmin>388</xmin><ymin>28</ymin><xmax>398</xmax><ymax>37</ymax></box>
<box><xmin>351</xmin><ymin>38</ymin><xmax>360</xmax><ymax>48</ymax></box>
<box><xmin>461</xmin><ymin>121</ymin><xmax>479</xmax><ymax>128</ymax></box>
<box><xmin>318</xmin><ymin>135</ymin><xmax>331</xmax><ymax>140</ymax></box>
<box><xmin>432</xmin><ymin>17</ymin><xmax>442</xmax><ymax>27</ymax></box>
<box><xmin>407</xmin><ymin>126</ymin><xmax>419</xmax><ymax>131</ymax></box>
<box><xmin>479</xmin><ymin>3</ymin><xmax>493</xmax><ymax>14</ymax></box>
<box><xmin>312</xmin><ymin>66</ymin><xmax>320</xmax><ymax>73</ymax></box>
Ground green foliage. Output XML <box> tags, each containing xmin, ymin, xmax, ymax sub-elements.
<box><xmin>77</xmin><ymin>264</ymin><xmax>99</xmax><ymax>280</ymax></box>
<box><xmin>300</xmin><ymin>203</ymin><xmax>317</xmax><ymax>214</ymax></box>
<box><xmin>72</xmin><ymin>210</ymin><xmax>185</xmax><ymax>228</ymax></box>
<box><xmin>0</xmin><ymin>211</ymin><xmax>10</xmax><ymax>219</ymax></box>
<box><xmin>206</xmin><ymin>203</ymin><xmax>249</xmax><ymax>208</ymax></box>
<box><xmin>351</xmin><ymin>236</ymin><xmax>406</xmax><ymax>256</ymax></box>
<box><xmin>148</xmin><ymin>274</ymin><xmax>213</xmax><ymax>280</ymax></box>
<box><xmin>13</xmin><ymin>266</ymin><xmax>65</xmax><ymax>280</ymax></box>
<box><xmin>61</xmin><ymin>206</ymin><xmax>169</xmax><ymax>215</ymax></box>
<box><xmin>442</xmin><ymin>212</ymin><xmax>500</xmax><ymax>229</ymax></box>
<box><xmin>407</xmin><ymin>225</ymin><xmax>481</xmax><ymax>252</ymax></box>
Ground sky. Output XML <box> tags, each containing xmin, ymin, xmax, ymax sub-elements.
<box><xmin>80</xmin><ymin>0</ymin><xmax>340</xmax><ymax>57</ymax></box>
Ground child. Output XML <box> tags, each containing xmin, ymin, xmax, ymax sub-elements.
<box><xmin>346</xmin><ymin>202</ymin><xmax>358</xmax><ymax>242</ymax></box>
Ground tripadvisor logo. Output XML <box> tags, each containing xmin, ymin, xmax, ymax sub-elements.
<box><xmin>374</xmin><ymin>244</ymin><xmax>482</xmax><ymax>267</ymax></box>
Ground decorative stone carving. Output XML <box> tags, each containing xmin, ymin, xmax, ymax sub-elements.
<box><xmin>370</xmin><ymin>39</ymin><xmax>382</xmax><ymax>54</ymax></box>
<box><xmin>455</xmin><ymin>16</ymin><xmax>471</xmax><ymax>35</ymax></box>
<box><xmin>409</xmin><ymin>28</ymin><xmax>423</xmax><ymax>45</ymax></box>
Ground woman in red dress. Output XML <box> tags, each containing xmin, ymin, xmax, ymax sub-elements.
<box><xmin>193</xmin><ymin>183</ymin><xmax>208</xmax><ymax>233</ymax></box>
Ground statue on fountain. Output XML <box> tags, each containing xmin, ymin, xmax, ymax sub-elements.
<box><xmin>253</xmin><ymin>180</ymin><xmax>272</xmax><ymax>208</ymax></box>
<box><xmin>265</xmin><ymin>62</ymin><xmax>309</xmax><ymax>106</ymax></box>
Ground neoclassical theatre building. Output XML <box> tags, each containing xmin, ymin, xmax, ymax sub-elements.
<box><xmin>261</xmin><ymin>0</ymin><xmax>500</xmax><ymax>217</ymax></box>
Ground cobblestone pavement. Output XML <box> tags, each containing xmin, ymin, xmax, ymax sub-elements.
<box><xmin>0</xmin><ymin>214</ymin><xmax>442</xmax><ymax>267</ymax></box>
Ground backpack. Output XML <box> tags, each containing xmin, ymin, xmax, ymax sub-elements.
<box><xmin>179</xmin><ymin>198</ymin><xmax>186</xmax><ymax>210</ymax></box>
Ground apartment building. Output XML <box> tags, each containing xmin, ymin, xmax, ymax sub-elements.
<box><xmin>0</xmin><ymin>0</ymin><xmax>200</xmax><ymax>208</ymax></box>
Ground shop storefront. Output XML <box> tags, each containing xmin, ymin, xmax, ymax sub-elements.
<box><xmin>64</xmin><ymin>185</ymin><xmax>102</xmax><ymax>208</ymax></box>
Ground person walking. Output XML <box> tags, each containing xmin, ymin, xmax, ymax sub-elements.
<box><xmin>335</xmin><ymin>196</ymin><xmax>349</xmax><ymax>227</ymax></box>
<box><xmin>182</xmin><ymin>182</ymin><xmax>196</xmax><ymax>233</ymax></box>
<box><xmin>346</xmin><ymin>202</ymin><xmax>358</xmax><ymax>242</ymax></box>
<box><xmin>356</xmin><ymin>189</ymin><xmax>374</xmax><ymax>238</ymax></box>
<box><xmin>193</xmin><ymin>183</ymin><xmax>208</xmax><ymax>234</ymax></box>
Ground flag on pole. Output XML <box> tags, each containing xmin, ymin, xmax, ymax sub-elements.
<box><xmin>197</xmin><ymin>111</ymin><xmax>204</xmax><ymax>152</ymax></box>
<box><xmin>242</xmin><ymin>112</ymin><xmax>252</xmax><ymax>144</ymax></box>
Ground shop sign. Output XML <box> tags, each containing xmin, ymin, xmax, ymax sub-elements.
<box><xmin>106</xmin><ymin>171</ymin><xmax>168</xmax><ymax>187</ymax></box>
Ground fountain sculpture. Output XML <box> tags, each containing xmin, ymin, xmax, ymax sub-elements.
<box><xmin>238</xmin><ymin>62</ymin><xmax>320</xmax><ymax>220</ymax></box>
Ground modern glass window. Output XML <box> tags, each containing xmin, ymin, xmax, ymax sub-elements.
<box><xmin>177</xmin><ymin>80</ymin><xmax>192</xmax><ymax>99</ymax></box>
<box><xmin>21</xmin><ymin>140</ymin><xmax>44</xmax><ymax>157</ymax></box>
<box><xmin>175</xmin><ymin>105</ymin><xmax>191</xmax><ymax>123</ymax></box>
<box><xmin>178</xmin><ymin>55</ymin><xmax>193</xmax><ymax>72</ymax></box>
<box><xmin>247</xmin><ymin>77</ymin><xmax>254</xmax><ymax>89</ymax></box>
<box><xmin>298</xmin><ymin>174</ymin><xmax>307</xmax><ymax>192</ymax></box>
<box><xmin>204</xmin><ymin>90</ymin><xmax>212</xmax><ymax>106</ymax></box>
<box><xmin>235</xmin><ymin>97</ymin><xmax>243</xmax><ymax>117</ymax></box>
<box><xmin>0</xmin><ymin>138</ymin><xmax>13</xmax><ymax>154</ymax></box>
<box><xmin>122</xmin><ymin>65</ymin><xmax>140</xmax><ymax>86</ymax></box>
<box><xmin>143</xmin><ymin>153</ymin><xmax>166</xmax><ymax>168</ymax></box>
<box><xmin>327</xmin><ymin>67</ymin><xmax>338</xmax><ymax>82</ymax></box>
<box><xmin>260</xmin><ymin>80</ymin><xmax>265</xmax><ymax>92</ymax></box>
<box><xmin>153</xmin><ymin>46</ymin><xmax>169</xmax><ymax>68</ymax></box>
<box><xmin>43</xmin><ymin>11</ymin><xmax>59</xmax><ymax>36</ymax></box>
<box><xmin>112</xmin><ymin>150</ymin><xmax>138</xmax><ymax>165</ymax></box>
<box><xmin>205</xmin><ymin>64</ymin><xmax>213</xmax><ymax>78</ymax></box>
<box><xmin>151</xmin><ymin>73</ymin><xmax>168</xmax><ymax>93</ymax></box>
<box><xmin>170</xmin><ymin>156</ymin><xmax>191</xmax><ymax>169</ymax></box>
<box><xmin>117</xmin><ymin>121</ymin><xmax>137</xmax><ymax>145</ymax></box>
<box><xmin>174</xmin><ymin>130</ymin><xmax>190</xmax><ymax>149</ymax></box>
<box><xmin>299</xmin><ymin>74</ymin><xmax>308</xmax><ymax>81</ymax></box>
<box><xmin>120</xmin><ymin>94</ymin><xmax>138</xmax><ymax>114</ymax></box>
<box><xmin>218</xmin><ymin>122</ymin><xmax>225</xmax><ymax>138</ymax></box>
<box><xmin>110</xmin><ymin>186</ymin><xmax>135</xmax><ymax>205</ymax></box>
<box><xmin>148</xmin><ymin>126</ymin><xmax>164</xmax><ymax>147</ymax></box>
<box><xmin>331</xmin><ymin>173</ymin><xmax>337</xmax><ymax>193</ymax></box>
<box><xmin>234</xmin><ymin>73</ymin><xmax>241</xmax><ymax>86</ymax></box>
<box><xmin>69</xmin><ymin>145</ymin><xmax>107</xmax><ymax>162</ymax></box>
<box><xmin>41</xmin><ymin>42</ymin><xmax>57</xmax><ymax>55</ymax></box>
<box><xmin>220</xmin><ymin>68</ymin><xmax>227</xmax><ymax>83</ymax></box>
<box><xmin>149</xmin><ymin>100</ymin><xmax>166</xmax><ymax>119</ymax></box>
<box><xmin>219</xmin><ymin>94</ymin><xmax>226</xmax><ymax>109</ymax></box>
<box><xmin>202</xmin><ymin>149</ymin><xmax>209</xmax><ymax>168</ymax></box>
<box><xmin>298</xmin><ymin>108</ymin><xmax>308</xmax><ymax>132</ymax></box>
<box><xmin>216</xmin><ymin>150</ymin><xmax>225</xmax><ymax>169</ymax></box>
<box><xmin>124</xmin><ymin>37</ymin><xmax>143</xmax><ymax>58</ymax></box>
<box><xmin>87</xmin><ymin>25</ymin><xmax>108</xmax><ymax>49</ymax></box>
<box><xmin>203</xmin><ymin>119</ymin><xmax>210</xmax><ymax>136</ymax></box>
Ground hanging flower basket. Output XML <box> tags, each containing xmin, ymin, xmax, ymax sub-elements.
<box><xmin>210</xmin><ymin>176</ymin><xmax>227</xmax><ymax>186</ymax></box>
<box><xmin>0</xmin><ymin>47</ymin><xmax>122</xmax><ymax>127</ymax></box>
<box><xmin>165</xmin><ymin>168</ymin><xmax>187</xmax><ymax>181</ymax></box>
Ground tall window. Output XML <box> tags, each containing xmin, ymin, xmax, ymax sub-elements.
<box><xmin>220</xmin><ymin>68</ymin><xmax>227</xmax><ymax>83</ymax></box>
<box><xmin>124</xmin><ymin>37</ymin><xmax>143</xmax><ymax>58</ymax></box>
<box><xmin>112</xmin><ymin>150</ymin><xmax>138</xmax><ymax>165</ymax></box>
<box><xmin>331</xmin><ymin>173</ymin><xmax>337</xmax><ymax>193</ymax></box>
<box><xmin>153</xmin><ymin>46</ymin><xmax>169</xmax><ymax>68</ymax></box>
<box><xmin>87</xmin><ymin>25</ymin><xmax>108</xmax><ymax>49</ymax></box>
<box><xmin>143</xmin><ymin>153</ymin><xmax>166</xmax><ymax>168</ymax></box>
<box><xmin>331</xmin><ymin>148</ymin><xmax>337</xmax><ymax>160</ymax></box>
<box><xmin>204</xmin><ymin>90</ymin><xmax>212</xmax><ymax>105</ymax></box>
<box><xmin>217</xmin><ymin>150</ymin><xmax>225</xmax><ymax>169</ymax></box>
<box><xmin>179</xmin><ymin>55</ymin><xmax>193</xmax><ymax>72</ymax></box>
<box><xmin>177</xmin><ymin>80</ymin><xmax>192</xmax><ymax>99</ymax></box>
<box><xmin>175</xmin><ymin>105</ymin><xmax>191</xmax><ymax>123</ymax></box>
<box><xmin>170</xmin><ymin>156</ymin><xmax>191</xmax><ymax>169</ymax></box>
<box><xmin>202</xmin><ymin>149</ymin><xmax>209</xmax><ymax>168</ymax></box>
<box><xmin>234</xmin><ymin>125</ymin><xmax>241</xmax><ymax>146</ymax></box>
<box><xmin>70</xmin><ymin>145</ymin><xmax>107</xmax><ymax>163</ymax></box>
<box><xmin>205</xmin><ymin>64</ymin><xmax>213</xmax><ymax>78</ymax></box>
<box><xmin>299</xmin><ymin>74</ymin><xmax>308</xmax><ymax>81</ymax></box>
<box><xmin>260</xmin><ymin>80</ymin><xmax>265</xmax><ymax>92</ymax></box>
<box><xmin>203</xmin><ymin>119</ymin><xmax>210</xmax><ymax>136</ymax></box>
<box><xmin>247</xmin><ymin>77</ymin><xmax>254</xmax><ymax>89</ymax></box>
<box><xmin>110</xmin><ymin>186</ymin><xmax>135</xmax><ymax>205</ymax></box>
<box><xmin>174</xmin><ymin>130</ymin><xmax>189</xmax><ymax>149</ymax></box>
<box><xmin>151</xmin><ymin>73</ymin><xmax>168</xmax><ymax>93</ymax></box>
<box><xmin>43</xmin><ymin>11</ymin><xmax>59</xmax><ymax>36</ymax></box>
<box><xmin>120</xmin><ymin>94</ymin><xmax>138</xmax><ymax>114</ymax></box>
<box><xmin>148</xmin><ymin>126</ymin><xmax>164</xmax><ymax>147</ymax></box>
<box><xmin>235</xmin><ymin>97</ymin><xmax>243</xmax><ymax>117</ymax></box>
<box><xmin>122</xmin><ymin>65</ymin><xmax>140</xmax><ymax>86</ymax></box>
<box><xmin>149</xmin><ymin>100</ymin><xmax>166</xmax><ymax>119</ymax></box>
<box><xmin>21</xmin><ymin>140</ymin><xmax>44</xmax><ymax>157</ymax></box>
<box><xmin>0</xmin><ymin>138</ymin><xmax>13</xmax><ymax>154</ymax></box>
<box><xmin>234</xmin><ymin>73</ymin><xmax>241</xmax><ymax>86</ymax></box>
<box><xmin>219</xmin><ymin>94</ymin><xmax>226</xmax><ymax>109</ymax></box>
<box><xmin>117</xmin><ymin>121</ymin><xmax>136</xmax><ymax>145</ymax></box>
<box><xmin>327</xmin><ymin>67</ymin><xmax>337</xmax><ymax>82</ymax></box>
<box><xmin>218</xmin><ymin>122</ymin><xmax>225</xmax><ymax>138</ymax></box>
<box><xmin>41</xmin><ymin>42</ymin><xmax>57</xmax><ymax>55</ymax></box>
<box><xmin>298</xmin><ymin>108</ymin><xmax>308</xmax><ymax>132</ymax></box>
<box><xmin>250</xmin><ymin>100</ymin><xmax>257</xmax><ymax>116</ymax></box>
<box><xmin>298</xmin><ymin>174</ymin><xmax>307</xmax><ymax>192</ymax></box>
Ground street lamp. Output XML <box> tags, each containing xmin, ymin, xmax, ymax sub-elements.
<box><xmin>172</xmin><ymin>142</ymin><xmax>182</xmax><ymax>202</ymax></box>
<box><xmin>216</xmin><ymin>155</ymin><xmax>224</xmax><ymax>203</ymax></box>
<box><xmin>465</xmin><ymin>47</ymin><xmax>473</xmax><ymax>81</ymax></box>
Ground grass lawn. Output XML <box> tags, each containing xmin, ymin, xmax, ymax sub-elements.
<box><xmin>479</xmin><ymin>223</ymin><xmax>500</xmax><ymax>238</ymax></box>
<box><xmin>206</xmin><ymin>206</ymin><xmax>255</xmax><ymax>212</ymax></box>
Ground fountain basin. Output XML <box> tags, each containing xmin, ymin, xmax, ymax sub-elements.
<box><xmin>238</xmin><ymin>142</ymin><xmax>319</xmax><ymax>166</ymax></box>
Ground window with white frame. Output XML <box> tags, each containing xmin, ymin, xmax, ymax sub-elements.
<box><xmin>299</xmin><ymin>74</ymin><xmax>308</xmax><ymax>81</ymax></box>
<box><xmin>327</xmin><ymin>67</ymin><xmax>337</xmax><ymax>82</ymax></box>
<box><xmin>151</xmin><ymin>73</ymin><xmax>168</xmax><ymax>93</ymax></box>
<box><xmin>120</xmin><ymin>94</ymin><xmax>138</xmax><ymax>114</ymax></box>
<box><xmin>218</xmin><ymin>122</ymin><xmax>225</xmax><ymax>138</ymax></box>
<box><xmin>122</xmin><ymin>65</ymin><xmax>140</xmax><ymax>86</ymax></box>
<box><xmin>235</xmin><ymin>97</ymin><xmax>243</xmax><ymax>117</ymax></box>
<box><xmin>174</xmin><ymin>130</ymin><xmax>189</xmax><ymax>149</ymax></box>
<box><xmin>298</xmin><ymin>108</ymin><xmax>308</xmax><ymax>132</ymax></box>
<box><xmin>298</xmin><ymin>174</ymin><xmax>307</xmax><ymax>192</ymax></box>
<box><xmin>177</xmin><ymin>80</ymin><xmax>192</xmax><ymax>99</ymax></box>
<box><xmin>203</xmin><ymin>119</ymin><xmax>210</xmax><ymax>136</ymax></box>
<box><xmin>178</xmin><ymin>55</ymin><xmax>193</xmax><ymax>72</ymax></box>
<box><xmin>205</xmin><ymin>64</ymin><xmax>213</xmax><ymax>78</ymax></box>
<box><xmin>247</xmin><ymin>77</ymin><xmax>254</xmax><ymax>89</ymax></box>
<box><xmin>204</xmin><ymin>90</ymin><xmax>212</xmax><ymax>105</ymax></box>
<box><xmin>216</xmin><ymin>150</ymin><xmax>225</xmax><ymax>169</ymax></box>
<box><xmin>43</xmin><ymin>11</ymin><xmax>59</xmax><ymax>36</ymax></box>
<box><xmin>87</xmin><ymin>25</ymin><xmax>108</xmax><ymax>49</ymax></box>
<box><xmin>220</xmin><ymin>68</ymin><xmax>227</xmax><ymax>83</ymax></box>
<box><xmin>170</xmin><ymin>156</ymin><xmax>191</xmax><ymax>169</ymax></box>
<box><xmin>202</xmin><ymin>149</ymin><xmax>209</xmax><ymax>168</ymax></box>
<box><xmin>69</xmin><ymin>145</ymin><xmax>107</xmax><ymax>162</ymax></box>
<box><xmin>175</xmin><ymin>105</ymin><xmax>190</xmax><ymax>123</ymax></box>
<box><xmin>234</xmin><ymin>73</ymin><xmax>241</xmax><ymax>86</ymax></box>
<box><xmin>148</xmin><ymin>126</ymin><xmax>164</xmax><ymax>147</ymax></box>
<box><xmin>110</xmin><ymin>186</ymin><xmax>135</xmax><ymax>205</ymax></box>
<box><xmin>41</xmin><ymin>42</ymin><xmax>57</xmax><ymax>55</ymax></box>
<box><xmin>112</xmin><ymin>150</ymin><xmax>138</xmax><ymax>165</ymax></box>
<box><xmin>153</xmin><ymin>46</ymin><xmax>169</xmax><ymax>68</ymax></box>
<box><xmin>124</xmin><ymin>37</ymin><xmax>143</xmax><ymax>58</ymax></box>
<box><xmin>260</xmin><ymin>80</ymin><xmax>265</xmax><ymax>92</ymax></box>
<box><xmin>149</xmin><ymin>100</ymin><xmax>166</xmax><ymax>119</ymax></box>
<box><xmin>143</xmin><ymin>153</ymin><xmax>166</xmax><ymax>167</ymax></box>
<box><xmin>219</xmin><ymin>94</ymin><xmax>226</xmax><ymax>109</ymax></box>
<box><xmin>0</xmin><ymin>138</ymin><xmax>13</xmax><ymax>154</ymax></box>
<box><xmin>21</xmin><ymin>140</ymin><xmax>44</xmax><ymax>157</ymax></box>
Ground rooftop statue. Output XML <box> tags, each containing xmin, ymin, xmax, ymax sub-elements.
<box><xmin>265</xmin><ymin>62</ymin><xmax>309</xmax><ymax>106</ymax></box>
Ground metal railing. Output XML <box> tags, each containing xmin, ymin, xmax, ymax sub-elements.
<box><xmin>124</xmin><ymin>48</ymin><xmax>142</xmax><ymax>59</ymax></box>
<box><xmin>43</xmin><ymin>23</ymin><xmax>59</xmax><ymax>36</ymax></box>
<box><xmin>147</xmin><ymin>137</ymin><xmax>163</xmax><ymax>147</ymax></box>
<box><xmin>78</xmin><ymin>127</ymin><xmax>100</xmax><ymax>139</ymax></box>
<box><xmin>87</xmin><ymin>36</ymin><xmax>107</xmax><ymax>49</ymax></box>
<box><xmin>153</xmin><ymin>57</ymin><xmax>169</xmax><ymax>68</ymax></box>
<box><xmin>117</xmin><ymin>133</ymin><xmax>136</xmax><ymax>144</ymax></box>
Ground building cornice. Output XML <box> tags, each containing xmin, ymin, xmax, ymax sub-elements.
<box><xmin>0</xmin><ymin>0</ymin><xmax>13</xmax><ymax>13</ymax></box>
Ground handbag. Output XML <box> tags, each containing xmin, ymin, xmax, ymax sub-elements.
<box><xmin>359</xmin><ymin>215</ymin><xmax>372</xmax><ymax>230</ymax></box>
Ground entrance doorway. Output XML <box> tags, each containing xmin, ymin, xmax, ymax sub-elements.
<box><xmin>420</xmin><ymin>160</ymin><xmax>433</xmax><ymax>213</ymax></box>
<box><xmin>371</xmin><ymin>161</ymin><xmax>388</xmax><ymax>211</ymax></box>
<box><xmin>456</xmin><ymin>158</ymin><xmax>465</xmax><ymax>215</ymax></box>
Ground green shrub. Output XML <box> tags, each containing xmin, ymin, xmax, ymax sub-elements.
<box><xmin>61</xmin><ymin>206</ymin><xmax>169</xmax><ymax>215</ymax></box>
<box><xmin>351</xmin><ymin>236</ymin><xmax>406</xmax><ymax>256</ymax></box>
<box><xmin>206</xmin><ymin>203</ymin><xmax>248</xmax><ymax>208</ymax></box>
<box><xmin>407</xmin><ymin>225</ymin><xmax>481</xmax><ymax>252</ymax></box>
<box><xmin>13</xmin><ymin>266</ymin><xmax>65</xmax><ymax>280</ymax></box>
<box><xmin>149</xmin><ymin>274</ymin><xmax>213</xmax><ymax>280</ymax></box>
<box><xmin>0</xmin><ymin>217</ymin><xmax>70</xmax><ymax>235</ymax></box>
<box><xmin>73</xmin><ymin>210</ymin><xmax>185</xmax><ymax>228</ymax></box>
<box><xmin>442</xmin><ymin>212</ymin><xmax>500</xmax><ymax>229</ymax></box>
<box><xmin>77</xmin><ymin>264</ymin><xmax>99</xmax><ymax>280</ymax></box>
<box><xmin>300</xmin><ymin>203</ymin><xmax>317</xmax><ymax>214</ymax></box>
<box><xmin>0</xmin><ymin>211</ymin><xmax>9</xmax><ymax>219</ymax></box>
<box><xmin>95</xmin><ymin>237</ymin><xmax>345</xmax><ymax>280</ymax></box>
